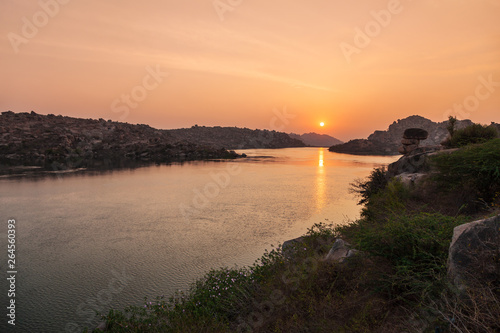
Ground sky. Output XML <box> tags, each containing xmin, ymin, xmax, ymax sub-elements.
<box><xmin>1</xmin><ymin>0</ymin><xmax>500</xmax><ymax>141</ymax></box>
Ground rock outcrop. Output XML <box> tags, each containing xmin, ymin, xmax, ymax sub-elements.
<box><xmin>0</xmin><ymin>111</ymin><xmax>309</xmax><ymax>174</ymax></box>
<box><xmin>328</xmin><ymin>138</ymin><xmax>396</xmax><ymax>155</ymax></box>
<box><xmin>289</xmin><ymin>132</ymin><xmax>343</xmax><ymax>147</ymax></box>
<box><xmin>387</xmin><ymin>127</ymin><xmax>445</xmax><ymax>177</ymax></box>
<box><xmin>398</xmin><ymin>128</ymin><xmax>428</xmax><ymax>155</ymax></box>
<box><xmin>448</xmin><ymin>215</ymin><xmax>500</xmax><ymax>290</ymax></box>
<box><xmin>168</xmin><ymin>125</ymin><xmax>306</xmax><ymax>150</ymax></box>
<box><xmin>329</xmin><ymin>115</ymin><xmax>474</xmax><ymax>155</ymax></box>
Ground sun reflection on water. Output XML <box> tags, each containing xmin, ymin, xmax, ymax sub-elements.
<box><xmin>316</xmin><ymin>148</ymin><xmax>326</xmax><ymax>212</ymax></box>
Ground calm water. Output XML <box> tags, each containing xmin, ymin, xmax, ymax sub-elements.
<box><xmin>0</xmin><ymin>148</ymin><xmax>397</xmax><ymax>332</ymax></box>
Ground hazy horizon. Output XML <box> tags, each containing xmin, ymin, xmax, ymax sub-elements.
<box><xmin>2</xmin><ymin>0</ymin><xmax>500</xmax><ymax>141</ymax></box>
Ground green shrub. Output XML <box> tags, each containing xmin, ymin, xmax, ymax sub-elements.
<box><xmin>446</xmin><ymin>116</ymin><xmax>457</xmax><ymax>137</ymax></box>
<box><xmin>442</xmin><ymin>123</ymin><xmax>498</xmax><ymax>148</ymax></box>
<box><xmin>431</xmin><ymin>138</ymin><xmax>500</xmax><ymax>211</ymax></box>
<box><xmin>350</xmin><ymin>167</ymin><xmax>389</xmax><ymax>205</ymax></box>
<box><xmin>358</xmin><ymin>178</ymin><xmax>410</xmax><ymax>220</ymax></box>
<box><xmin>338</xmin><ymin>212</ymin><xmax>469</xmax><ymax>304</ymax></box>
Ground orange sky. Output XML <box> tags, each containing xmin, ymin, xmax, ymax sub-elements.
<box><xmin>1</xmin><ymin>0</ymin><xmax>499</xmax><ymax>141</ymax></box>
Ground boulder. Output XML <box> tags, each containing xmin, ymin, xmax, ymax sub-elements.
<box><xmin>96</xmin><ymin>322</ymin><xmax>107</xmax><ymax>331</ymax></box>
<box><xmin>448</xmin><ymin>215</ymin><xmax>500</xmax><ymax>290</ymax></box>
<box><xmin>324</xmin><ymin>239</ymin><xmax>358</xmax><ymax>263</ymax></box>
<box><xmin>403</xmin><ymin>128</ymin><xmax>428</xmax><ymax>140</ymax></box>
<box><xmin>398</xmin><ymin>128</ymin><xmax>430</xmax><ymax>155</ymax></box>
<box><xmin>395</xmin><ymin>172</ymin><xmax>426</xmax><ymax>187</ymax></box>
<box><xmin>388</xmin><ymin>146</ymin><xmax>442</xmax><ymax>177</ymax></box>
<box><xmin>282</xmin><ymin>236</ymin><xmax>306</xmax><ymax>258</ymax></box>
<box><xmin>388</xmin><ymin>151</ymin><xmax>429</xmax><ymax>176</ymax></box>
<box><xmin>401</xmin><ymin>138</ymin><xmax>419</xmax><ymax>145</ymax></box>
<box><xmin>399</xmin><ymin>144</ymin><xmax>419</xmax><ymax>155</ymax></box>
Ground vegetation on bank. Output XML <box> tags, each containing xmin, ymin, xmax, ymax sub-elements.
<box><xmin>89</xmin><ymin>126</ymin><xmax>500</xmax><ymax>333</ymax></box>
<box><xmin>442</xmin><ymin>116</ymin><xmax>498</xmax><ymax>149</ymax></box>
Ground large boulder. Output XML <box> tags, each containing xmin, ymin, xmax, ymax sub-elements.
<box><xmin>395</xmin><ymin>172</ymin><xmax>427</xmax><ymax>187</ymax></box>
<box><xmin>398</xmin><ymin>128</ymin><xmax>429</xmax><ymax>155</ymax></box>
<box><xmin>324</xmin><ymin>239</ymin><xmax>358</xmax><ymax>263</ymax></box>
<box><xmin>448</xmin><ymin>215</ymin><xmax>500</xmax><ymax>290</ymax></box>
<box><xmin>403</xmin><ymin>128</ymin><xmax>428</xmax><ymax>140</ymax></box>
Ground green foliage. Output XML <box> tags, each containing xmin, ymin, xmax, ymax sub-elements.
<box><xmin>446</xmin><ymin>116</ymin><xmax>457</xmax><ymax>137</ymax></box>
<box><xmin>95</xmin><ymin>267</ymin><xmax>257</xmax><ymax>332</ymax></box>
<box><xmin>338</xmin><ymin>212</ymin><xmax>468</xmax><ymax>304</ymax></box>
<box><xmin>442</xmin><ymin>123</ymin><xmax>498</xmax><ymax>148</ymax></box>
<box><xmin>350</xmin><ymin>167</ymin><xmax>389</xmax><ymax>205</ymax></box>
<box><xmin>431</xmin><ymin>138</ymin><xmax>500</xmax><ymax>211</ymax></box>
<box><xmin>359</xmin><ymin>178</ymin><xmax>410</xmax><ymax>220</ymax></box>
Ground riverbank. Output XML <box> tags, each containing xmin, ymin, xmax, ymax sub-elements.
<box><xmin>90</xmin><ymin>134</ymin><xmax>500</xmax><ymax>331</ymax></box>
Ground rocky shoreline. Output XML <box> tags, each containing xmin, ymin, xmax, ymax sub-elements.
<box><xmin>0</xmin><ymin>111</ymin><xmax>302</xmax><ymax>175</ymax></box>
<box><xmin>328</xmin><ymin>115</ymin><xmax>482</xmax><ymax>155</ymax></box>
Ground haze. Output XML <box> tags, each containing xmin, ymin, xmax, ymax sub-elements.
<box><xmin>1</xmin><ymin>0</ymin><xmax>499</xmax><ymax>141</ymax></box>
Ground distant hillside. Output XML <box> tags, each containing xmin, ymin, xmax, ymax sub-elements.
<box><xmin>289</xmin><ymin>132</ymin><xmax>343</xmax><ymax>147</ymax></box>
<box><xmin>0</xmin><ymin>111</ymin><xmax>304</xmax><ymax>173</ymax></box>
<box><xmin>168</xmin><ymin>125</ymin><xmax>306</xmax><ymax>149</ymax></box>
<box><xmin>329</xmin><ymin>115</ymin><xmax>475</xmax><ymax>155</ymax></box>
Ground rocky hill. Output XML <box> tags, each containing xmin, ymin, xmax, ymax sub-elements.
<box><xmin>168</xmin><ymin>125</ymin><xmax>306</xmax><ymax>149</ymax></box>
<box><xmin>0</xmin><ymin>111</ymin><xmax>303</xmax><ymax>174</ymax></box>
<box><xmin>289</xmin><ymin>132</ymin><xmax>343</xmax><ymax>147</ymax></box>
<box><xmin>329</xmin><ymin>115</ymin><xmax>475</xmax><ymax>155</ymax></box>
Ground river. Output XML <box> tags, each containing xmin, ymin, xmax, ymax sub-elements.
<box><xmin>0</xmin><ymin>148</ymin><xmax>397</xmax><ymax>332</ymax></box>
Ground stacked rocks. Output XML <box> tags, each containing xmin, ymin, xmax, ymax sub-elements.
<box><xmin>398</xmin><ymin>128</ymin><xmax>428</xmax><ymax>155</ymax></box>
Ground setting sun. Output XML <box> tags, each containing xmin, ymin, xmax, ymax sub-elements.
<box><xmin>320</xmin><ymin>122</ymin><xmax>325</xmax><ymax>127</ymax></box>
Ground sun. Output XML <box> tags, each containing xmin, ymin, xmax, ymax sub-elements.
<box><xmin>320</xmin><ymin>122</ymin><xmax>325</xmax><ymax>127</ymax></box>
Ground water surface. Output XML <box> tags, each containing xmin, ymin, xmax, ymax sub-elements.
<box><xmin>0</xmin><ymin>148</ymin><xmax>397</xmax><ymax>332</ymax></box>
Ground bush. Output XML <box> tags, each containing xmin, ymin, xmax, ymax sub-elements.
<box><xmin>357</xmin><ymin>178</ymin><xmax>411</xmax><ymax>220</ymax></box>
<box><xmin>350</xmin><ymin>167</ymin><xmax>389</xmax><ymax>205</ymax></box>
<box><xmin>442</xmin><ymin>123</ymin><xmax>498</xmax><ymax>148</ymax></box>
<box><xmin>431</xmin><ymin>138</ymin><xmax>500</xmax><ymax>211</ymax></box>
<box><xmin>338</xmin><ymin>212</ymin><xmax>469</xmax><ymax>304</ymax></box>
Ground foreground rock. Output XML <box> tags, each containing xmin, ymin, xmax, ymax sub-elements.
<box><xmin>448</xmin><ymin>214</ymin><xmax>500</xmax><ymax>290</ymax></box>
<box><xmin>329</xmin><ymin>115</ymin><xmax>474</xmax><ymax>155</ymax></box>
<box><xmin>324</xmin><ymin>239</ymin><xmax>358</xmax><ymax>263</ymax></box>
<box><xmin>282</xmin><ymin>236</ymin><xmax>358</xmax><ymax>263</ymax></box>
